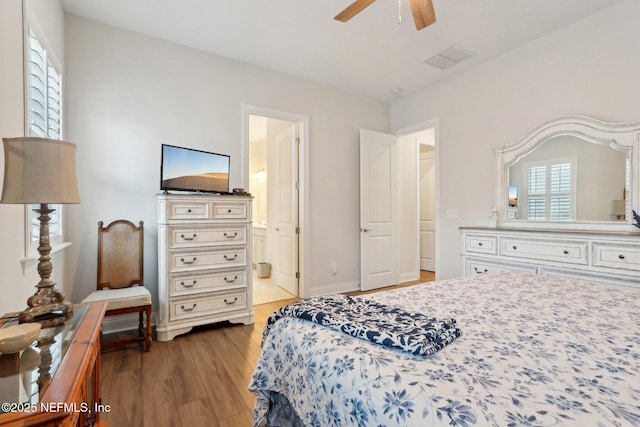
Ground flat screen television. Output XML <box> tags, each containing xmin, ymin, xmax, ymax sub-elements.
<box><xmin>160</xmin><ymin>144</ymin><xmax>230</xmax><ymax>194</ymax></box>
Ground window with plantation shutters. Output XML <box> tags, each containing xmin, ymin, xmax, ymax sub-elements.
<box><xmin>26</xmin><ymin>30</ymin><xmax>64</xmax><ymax>252</ymax></box>
<box><xmin>525</xmin><ymin>159</ymin><xmax>575</xmax><ymax>221</ymax></box>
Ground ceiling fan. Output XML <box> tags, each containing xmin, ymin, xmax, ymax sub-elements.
<box><xmin>334</xmin><ymin>0</ymin><xmax>436</xmax><ymax>30</ymax></box>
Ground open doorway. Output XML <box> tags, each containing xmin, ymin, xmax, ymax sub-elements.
<box><xmin>397</xmin><ymin>124</ymin><xmax>437</xmax><ymax>282</ymax></box>
<box><xmin>418</xmin><ymin>131</ymin><xmax>436</xmax><ymax>273</ymax></box>
<box><xmin>360</xmin><ymin>123</ymin><xmax>437</xmax><ymax>290</ymax></box>
<box><xmin>248</xmin><ymin>113</ymin><xmax>302</xmax><ymax>305</ymax></box>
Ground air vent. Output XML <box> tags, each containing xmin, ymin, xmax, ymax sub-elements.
<box><xmin>425</xmin><ymin>46</ymin><xmax>474</xmax><ymax>70</ymax></box>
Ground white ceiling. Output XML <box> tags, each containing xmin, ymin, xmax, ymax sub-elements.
<box><xmin>59</xmin><ymin>0</ymin><xmax>624</xmax><ymax>101</ymax></box>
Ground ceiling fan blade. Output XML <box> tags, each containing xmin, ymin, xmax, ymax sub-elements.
<box><xmin>334</xmin><ymin>0</ymin><xmax>376</xmax><ymax>22</ymax></box>
<box><xmin>410</xmin><ymin>0</ymin><xmax>436</xmax><ymax>30</ymax></box>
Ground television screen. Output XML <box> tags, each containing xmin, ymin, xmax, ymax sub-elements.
<box><xmin>161</xmin><ymin>144</ymin><xmax>230</xmax><ymax>194</ymax></box>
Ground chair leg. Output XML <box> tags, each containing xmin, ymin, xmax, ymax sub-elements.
<box><xmin>138</xmin><ymin>311</ymin><xmax>144</xmax><ymax>334</ymax></box>
<box><xmin>144</xmin><ymin>305</ymin><xmax>152</xmax><ymax>352</ymax></box>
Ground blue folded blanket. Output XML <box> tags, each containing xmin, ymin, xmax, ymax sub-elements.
<box><xmin>262</xmin><ymin>294</ymin><xmax>461</xmax><ymax>357</ymax></box>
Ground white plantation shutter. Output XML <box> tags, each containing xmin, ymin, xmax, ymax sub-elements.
<box><xmin>527</xmin><ymin>197</ymin><xmax>546</xmax><ymax>221</ymax></box>
<box><xmin>528</xmin><ymin>166</ymin><xmax>546</xmax><ymax>194</ymax></box>
<box><xmin>549</xmin><ymin>163</ymin><xmax>572</xmax><ymax>220</ymax></box>
<box><xmin>26</xmin><ymin>31</ymin><xmax>64</xmax><ymax>251</ymax></box>
<box><xmin>526</xmin><ymin>159</ymin><xmax>575</xmax><ymax>221</ymax></box>
<box><xmin>28</xmin><ymin>35</ymin><xmax>47</xmax><ymax>136</ymax></box>
<box><xmin>46</xmin><ymin>64</ymin><xmax>62</xmax><ymax>139</ymax></box>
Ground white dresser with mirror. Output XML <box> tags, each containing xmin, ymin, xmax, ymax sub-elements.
<box><xmin>462</xmin><ymin>115</ymin><xmax>640</xmax><ymax>288</ymax></box>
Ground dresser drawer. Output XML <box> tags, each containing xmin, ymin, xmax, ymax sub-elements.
<box><xmin>592</xmin><ymin>242</ymin><xmax>640</xmax><ymax>271</ymax></box>
<box><xmin>170</xmin><ymin>270</ymin><xmax>246</xmax><ymax>296</ymax></box>
<box><xmin>170</xmin><ymin>290</ymin><xmax>247</xmax><ymax>321</ymax></box>
<box><xmin>465</xmin><ymin>257</ymin><xmax>537</xmax><ymax>275</ymax></box>
<box><xmin>212</xmin><ymin>202</ymin><xmax>247</xmax><ymax>219</ymax></box>
<box><xmin>170</xmin><ymin>248</ymin><xmax>246</xmax><ymax>273</ymax></box>
<box><xmin>464</xmin><ymin>234</ymin><xmax>498</xmax><ymax>255</ymax></box>
<box><xmin>501</xmin><ymin>237</ymin><xmax>588</xmax><ymax>265</ymax></box>
<box><xmin>167</xmin><ymin>201</ymin><xmax>210</xmax><ymax>220</ymax></box>
<box><xmin>169</xmin><ymin>225</ymin><xmax>247</xmax><ymax>249</ymax></box>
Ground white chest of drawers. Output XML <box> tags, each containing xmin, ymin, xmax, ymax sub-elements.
<box><xmin>157</xmin><ymin>193</ymin><xmax>254</xmax><ymax>341</ymax></box>
<box><xmin>461</xmin><ymin>226</ymin><xmax>640</xmax><ymax>288</ymax></box>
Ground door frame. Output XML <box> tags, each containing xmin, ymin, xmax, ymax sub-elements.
<box><xmin>242</xmin><ymin>104</ymin><xmax>309</xmax><ymax>297</ymax></box>
<box><xmin>393</xmin><ymin>118</ymin><xmax>441</xmax><ymax>278</ymax></box>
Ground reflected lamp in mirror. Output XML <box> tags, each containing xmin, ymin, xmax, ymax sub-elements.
<box><xmin>611</xmin><ymin>200</ymin><xmax>626</xmax><ymax>220</ymax></box>
<box><xmin>1</xmin><ymin>137</ymin><xmax>80</xmax><ymax>323</ymax></box>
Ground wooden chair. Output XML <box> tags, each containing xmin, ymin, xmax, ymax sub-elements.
<box><xmin>82</xmin><ymin>220</ymin><xmax>152</xmax><ymax>351</ymax></box>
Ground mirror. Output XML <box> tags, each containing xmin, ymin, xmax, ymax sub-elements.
<box><xmin>508</xmin><ymin>135</ymin><xmax>628</xmax><ymax>222</ymax></box>
<box><xmin>495</xmin><ymin>116</ymin><xmax>640</xmax><ymax>230</ymax></box>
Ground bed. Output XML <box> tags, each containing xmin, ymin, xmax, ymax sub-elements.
<box><xmin>248</xmin><ymin>271</ymin><xmax>640</xmax><ymax>426</ymax></box>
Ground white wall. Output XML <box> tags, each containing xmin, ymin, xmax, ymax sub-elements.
<box><xmin>0</xmin><ymin>0</ymin><xmax>67</xmax><ymax>316</ymax></box>
<box><xmin>63</xmin><ymin>14</ymin><xmax>389</xmax><ymax>306</ymax></box>
<box><xmin>390</xmin><ymin>0</ymin><xmax>640</xmax><ymax>279</ymax></box>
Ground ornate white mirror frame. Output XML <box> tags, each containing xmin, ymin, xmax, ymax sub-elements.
<box><xmin>495</xmin><ymin>115</ymin><xmax>640</xmax><ymax>231</ymax></box>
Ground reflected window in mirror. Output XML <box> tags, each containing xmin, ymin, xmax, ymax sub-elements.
<box><xmin>508</xmin><ymin>135</ymin><xmax>627</xmax><ymax>222</ymax></box>
<box><xmin>524</xmin><ymin>158</ymin><xmax>575</xmax><ymax>221</ymax></box>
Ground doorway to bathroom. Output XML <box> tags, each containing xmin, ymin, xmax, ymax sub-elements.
<box><xmin>247</xmin><ymin>111</ymin><xmax>303</xmax><ymax>305</ymax></box>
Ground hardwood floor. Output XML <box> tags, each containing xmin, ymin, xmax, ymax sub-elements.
<box><xmin>99</xmin><ymin>271</ymin><xmax>435</xmax><ymax>426</ymax></box>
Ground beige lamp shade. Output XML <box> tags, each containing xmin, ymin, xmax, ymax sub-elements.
<box><xmin>1</xmin><ymin>137</ymin><xmax>80</xmax><ymax>204</ymax></box>
<box><xmin>611</xmin><ymin>199</ymin><xmax>626</xmax><ymax>216</ymax></box>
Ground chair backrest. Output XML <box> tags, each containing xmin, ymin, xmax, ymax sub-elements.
<box><xmin>97</xmin><ymin>220</ymin><xmax>144</xmax><ymax>290</ymax></box>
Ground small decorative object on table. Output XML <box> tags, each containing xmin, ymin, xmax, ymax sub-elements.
<box><xmin>233</xmin><ymin>187</ymin><xmax>251</xmax><ymax>195</ymax></box>
<box><xmin>633</xmin><ymin>210</ymin><xmax>640</xmax><ymax>229</ymax></box>
<box><xmin>0</xmin><ymin>323</ymin><xmax>41</xmax><ymax>354</ymax></box>
<box><xmin>488</xmin><ymin>205</ymin><xmax>499</xmax><ymax>228</ymax></box>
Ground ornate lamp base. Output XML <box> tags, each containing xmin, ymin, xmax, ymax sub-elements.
<box><xmin>18</xmin><ymin>204</ymin><xmax>74</xmax><ymax>325</ymax></box>
<box><xmin>18</xmin><ymin>300</ymin><xmax>73</xmax><ymax>324</ymax></box>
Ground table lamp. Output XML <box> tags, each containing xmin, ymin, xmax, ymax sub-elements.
<box><xmin>1</xmin><ymin>137</ymin><xmax>80</xmax><ymax>323</ymax></box>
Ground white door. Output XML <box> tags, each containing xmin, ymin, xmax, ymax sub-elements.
<box><xmin>360</xmin><ymin>129</ymin><xmax>398</xmax><ymax>291</ymax></box>
<box><xmin>420</xmin><ymin>149</ymin><xmax>435</xmax><ymax>271</ymax></box>
<box><xmin>275</xmin><ymin>124</ymin><xmax>298</xmax><ymax>295</ymax></box>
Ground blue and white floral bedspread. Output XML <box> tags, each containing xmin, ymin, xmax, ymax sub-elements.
<box><xmin>262</xmin><ymin>293</ymin><xmax>461</xmax><ymax>357</ymax></box>
<box><xmin>249</xmin><ymin>271</ymin><xmax>640</xmax><ymax>426</ymax></box>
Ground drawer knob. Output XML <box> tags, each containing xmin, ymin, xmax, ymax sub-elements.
<box><xmin>474</xmin><ymin>267</ymin><xmax>488</xmax><ymax>274</ymax></box>
<box><xmin>227</xmin><ymin>209</ymin><xmax>232</xmax><ymax>213</ymax></box>
<box><xmin>224</xmin><ymin>297</ymin><xmax>238</xmax><ymax>305</ymax></box>
<box><xmin>619</xmin><ymin>254</ymin><xmax>626</xmax><ymax>260</ymax></box>
<box><xmin>187</xmin><ymin>209</ymin><xmax>192</xmax><ymax>213</ymax></box>
<box><xmin>563</xmin><ymin>250</ymin><xmax>569</xmax><ymax>255</ymax></box>
<box><xmin>181</xmin><ymin>304</ymin><xmax>197</xmax><ymax>312</ymax></box>
<box><xmin>224</xmin><ymin>232</ymin><xmax>238</xmax><ymax>239</ymax></box>
<box><xmin>224</xmin><ymin>254</ymin><xmax>238</xmax><ymax>261</ymax></box>
<box><xmin>181</xmin><ymin>233</ymin><xmax>197</xmax><ymax>241</ymax></box>
<box><xmin>181</xmin><ymin>257</ymin><xmax>197</xmax><ymax>265</ymax></box>
<box><xmin>180</xmin><ymin>280</ymin><xmax>196</xmax><ymax>288</ymax></box>
<box><xmin>224</xmin><ymin>275</ymin><xmax>238</xmax><ymax>283</ymax></box>
<box><xmin>512</xmin><ymin>245</ymin><xmax>517</xmax><ymax>250</ymax></box>
<box><xmin>478</xmin><ymin>242</ymin><xmax>483</xmax><ymax>247</ymax></box>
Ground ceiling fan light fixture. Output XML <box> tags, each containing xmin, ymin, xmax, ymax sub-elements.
<box><xmin>424</xmin><ymin>45</ymin><xmax>474</xmax><ymax>70</ymax></box>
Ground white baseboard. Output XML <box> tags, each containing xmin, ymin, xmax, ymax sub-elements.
<box><xmin>400</xmin><ymin>272</ymin><xmax>420</xmax><ymax>283</ymax></box>
<box><xmin>308</xmin><ymin>280</ymin><xmax>360</xmax><ymax>297</ymax></box>
<box><xmin>101</xmin><ymin>312</ymin><xmax>157</xmax><ymax>335</ymax></box>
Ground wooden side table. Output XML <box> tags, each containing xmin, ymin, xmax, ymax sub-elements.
<box><xmin>0</xmin><ymin>301</ymin><xmax>107</xmax><ymax>426</ymax></box>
